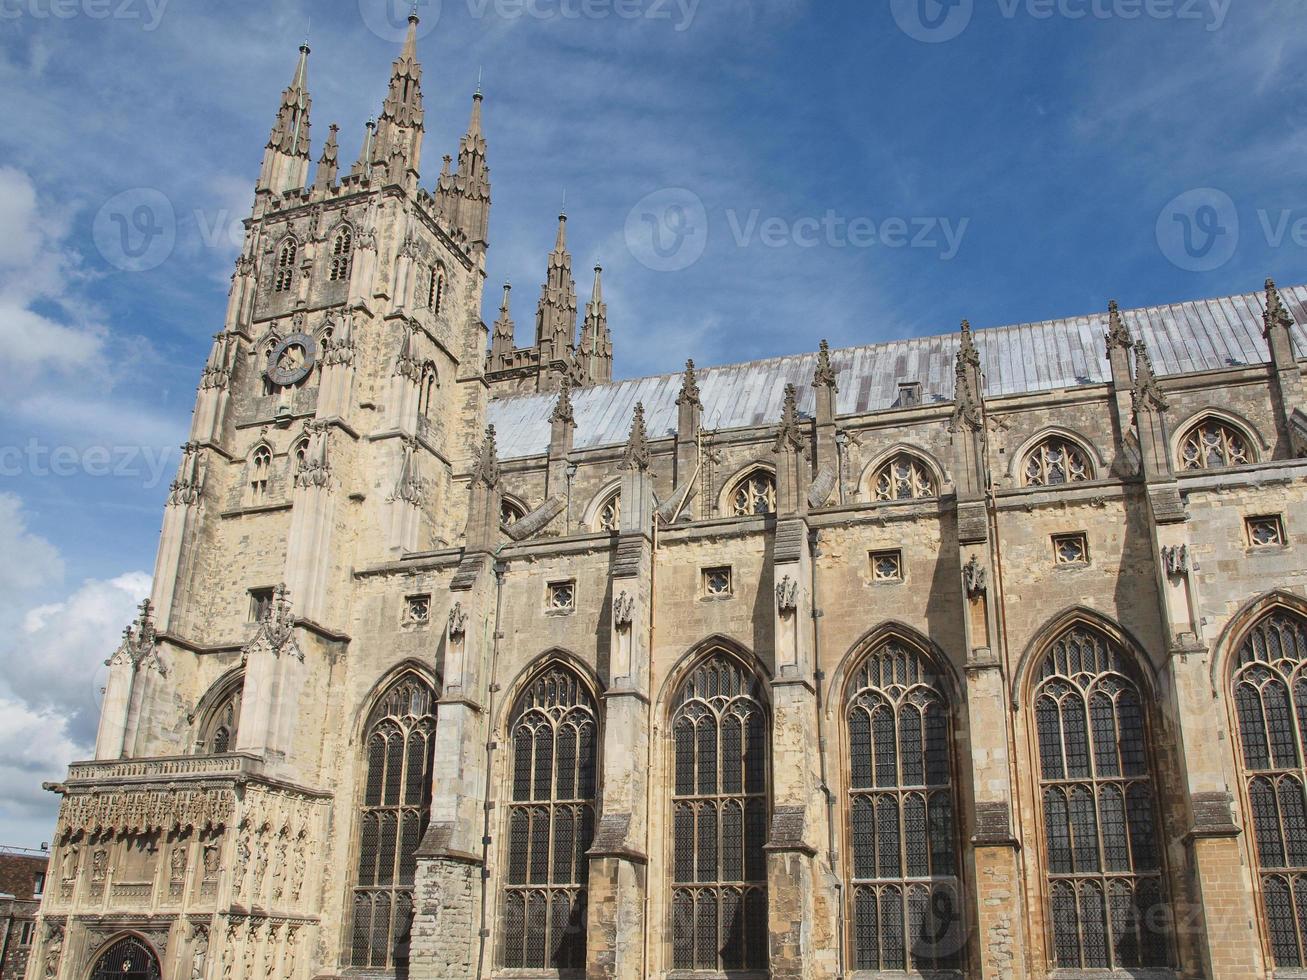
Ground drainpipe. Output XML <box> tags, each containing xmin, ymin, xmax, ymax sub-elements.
<box><xmin>474</xmin><ymin>546</ymin><xmax>508</xmax><ymax>978</ymax></box>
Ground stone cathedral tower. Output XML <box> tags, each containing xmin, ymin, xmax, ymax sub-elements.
<box><xmin>26</xmin><ymin>14</ymin><xmax>1307</xmax><ymax>980</ymax></box>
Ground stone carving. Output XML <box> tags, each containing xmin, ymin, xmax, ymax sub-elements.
<box><xmin>190</xmin><ymin>922</ymin><xmax>209</xmax><ymax>980</ymax></box>
<box><xmin>1162</xmin><ymin>544</ymin><xmax>1190</xmax><ymax>577</ymax></box>
<box><xmin>388</xmin><ymin>436</ymin><xmax>426</xmax><ymax>506</ymax></box>
<box><xmin>290</xmin><ymin>836</ymin><xmax>306</xmax><ymax>901</ymax></box>
<box><xmin>242</xmin><ymin>584</ymin><xmax>302</xmax><ymax>663</ymax></box>
<box><xmin>677</xmin><ymin>358</ymin><xmax>702</xmax><ymax>409</ymax></box>
<box><xmin>812</xmin><ymin>339</ymin><xmax>837</xmax><ymax>390</ymax></box>
<box><xmin>550</xmin><ymin>378</ymin><xmax>575</xmax><ymax>425</ymax></box>
<box><xmin>1131</xmin><ymin>339</ymin><xmax>1168</xmax><ymax>417</ymax></box>
<box><xmin>393</xmin><ymin>320</ymin><xmax>423</xmax><ymax>382</ymax></box>
<box><xmin>963</xmin><ymin>555</ymin><xmax>987</xmax><ymax>599</ymax></box>
<box><xmin>91</xmin><ymin>849</ymin><xmax>107</xmax><ymax>880</ymax></box>
<box><xmin>1105</xmin><ymin>299</ymin><xmax>1132</xmax><ymax>352</ymax></box>
<box><xmin>620</xmin><ymin>402</ymin><xmax>651</xmax><ymax>471</ymax></box>
<box><xmin>43</xmin><ymin>924</ymin><xmax>63</xmax><ymax>979</ymax></box>
<box><xmin>776</xmin><ymin>575</ymin><xmax>799</xmax><ymax>615</ymax></box>
<box><xmin>1265</xmin><ymin>278</ymin><xmax>1295</xmax><ymax>338</ymax></box>
<box><xmin>447</xmin><ymin>602</ymin><xmax>468</xmax><ymax>640</ymax></box>
<box><xmin>200</xmin><ymin>332</ymin><xmax>236</xmax><ymax>391</ymax></box>
<box><xmin>106</xmin><ymin>599</ymin><xmax>166</xmax><ymax>677</ymax></box>
<box><xmin>171</xmin><ymin>844</ymin><xmax>187</xmax><ymax>881</ymax></box>
<box><xmin>60</xmin><ymin>843</ymin><xmax>79</xmax><ymax>881</ymax></box>
<box><xmin>294</xmin><ymin>420</ymin><xmax>332</xmax><ymax>490</ymax></box>
<box><xmin>613</xmin><ymin>591</ymin><xmax>635</xmax><ymax>631</ymax></box>
<box><xmin>169</xmin><ymin>442</ymin><xmax>207</xmax><ymax>506</ymax></box>
<box><xmin>320</xmin><ymin>309</ymin><xmax>356</xmax><ymax>367</ymax></box>
<box><xmin>61</xmin><ymin>788</ymin><xmax>232</xmax><ymax>836</ymax></box>
<box><xmin>471</xmin><ymin>425</ymin><xmax>500</xmax><ymax>487</ymax></box>
<box><xmin>773</xmin><ymin>384</ymin><xmax>807</xmax><ymax>454</ymax></box>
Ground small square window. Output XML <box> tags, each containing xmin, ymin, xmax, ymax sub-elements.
<box><xmin>703</xmin><ymin>567</ymin><xmax>733</xmax><ymax>598</ymax></box>
<box><xmin>896</xmin><ymin>381</ymin><xmax>922</xmax><ymax>408</ymax></box>
<box><xmin>548</xmin><ymin>581</ymin><xmax>576</xmax><ymax>613</ymax></box>
<box><xmin>248</xmin><ymin>588</ymin><xmax>274</xmax><ymax>623</ymax></box>
<box><xmin>871</xmin><ymin>550</ymin><xmax>903</xmax><ymax>582</ymax></box>
<box><xmin>1053</xmin><ymin>533</ymin><xmax>1090</xmax><ymax>566</ymax></box>
<box><xmin>404</xmin><ymin>594</ymin><xmax>431</xmax><ymax>627</ymax></box>
<box><xmin>1247</xmin><ymin>515</ymin><xmax>1286</xmax><ymax>548</ymax></box>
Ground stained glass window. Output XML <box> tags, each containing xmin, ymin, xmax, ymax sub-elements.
<box><xmin>872</xmin><ymin>453</ymin><xmax>937</xmax><ymax>501</ymax></box>
<box><xmin>846</xmin><ymin>639</ymin><xmax>962</xmax><ymax>971</ymax></box>
<box><xmin>1231</xmin><ymin>609</ymin><xmax>1307</xmax><ymax>967</ymax></box>
<box><xmin>670</xmin><ymin>653</ymin><xmax>769</xmax><ymax>972</ymax></box>
<box><xmin>1179</xmin><ymin>417</ymin><xmax>1251</xmax><ymax>470</ymax></box>
<box><xmin>1022</xmin><ymin>438</ymin><xmax>1092</xmax><ymax>487</ymax></box>
<box><xmin>350</xmin><ymin>675</ymin><xmax>437</xmax><ymax>970</ymax></box>
<box><xmin>1033</xmin><ymin>626</ymin><xmax>1172</xmax><ymax>970</ymax></box>
<box><xmin>730</xmin><ymin>470</ymin><xmax>776</xmax><ymax>517</ymax></box>
<box><xmin>501</xmin><ymin>666</ymin><xmax>597</xmax><ymax>970</ymax></box>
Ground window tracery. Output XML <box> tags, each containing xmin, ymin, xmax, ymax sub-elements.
<box><xmin>1033</xmin><ymin>626</ymin><xmax>1172</xmax><ymax>970</ymax></box>
<box><xmin>1231</xmin><ymin>609</ymin><xmax>1307</xmax><ymax>966</ymax></box>
<box><xmin>1022</xmin><ymin>438</ymin><xmax>1092</xmax><ymax>487</ymax></box>
<box><xmin>729</xmin><ymin>470</ymin><xmax>776</xmax><ymax>517</ymax></box>
<box><xmin>670</xmin><ymin>653</ymin><xmax>769</xmax><ymax>972</ymax></box>
<box><xmin>329</xmin><ymin>227</ymin><xmax>353</xmax><ymax>282</ymax></box>
<box><xmin>349</xmin><ymin>675</ymin><xmax>437</xmax><ymax>971</ymax></box>
<box><xmin>596</xmin><ymin>492</ymin><xmax>620</xmax><ymax>532</ymax></box>
<box><xmin>501</xmin><ymin>666</ymin><xmax>597</xmax><ymax>971</ymax></box>
<box><xmin>274</xmin><ymin>238</ymin><xmax>297</xmax><ymax>293</ymax></box>
<box><xmin>872</xmin><ymin>453</ymin><xmax>937</xmax><ymax>501</ymax></box>
<box><xmin>250</xmin><ymin>447</ymin><xmax>271</xmax><ymax>502</ymax></box>
<box><xmin>1179</xmin><ymin>417</ymin><xmax>1251</xmax><ymax>470</ymax></box>
<box><xmin>198</xmin><ymin>679</ymin><xmax>242</xmax><ymax>755</ymax></box>
<box><xmin>845</xmin><ymin>639</ymin><xmax>962</xmax><ymax>971</ymax></box>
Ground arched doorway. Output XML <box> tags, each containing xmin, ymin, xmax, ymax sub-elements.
<box><xmin>90</xmin><ymin>936</ymin><xmax>161</xmax><ymax>980</ymax></box>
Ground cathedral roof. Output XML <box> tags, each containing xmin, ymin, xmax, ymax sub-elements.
<box><xmin>487</xmin><ymin>283</ymin><xmax>1307</xmax><ymax>460</ymax></box>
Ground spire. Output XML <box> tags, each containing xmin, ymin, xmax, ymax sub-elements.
<box><xmin>773</xmin><ymin>383</ymin><xmax>807</xmax><ymax>453</ymax></box>
<box><xmin>471</xmin><ymin>425</ymin><xmax>500</xmax><ymax>487</ymax></box>
<box><xmin>371</xmin><ymin>9</ymin><xmax>425</xmax><ymax>183</ymax></box>
<box><xmin>1265</xmin><ymin>278</ymin><xmax>1295</xmax><ymax>338</ymax></box>
<box><xmin>550</xmin><ymin>378</ymin><xmax>575</xmax><ymax>425</ymax></box>
<box><xmin>351</xmin><ymin>117</ymin><xmax>377</xmax><ymax>177</ymax></box>
<box><xmin>677</xmin><ymin>359</ymin><xmax>702</xmax><ymax>409</ymax></box>
<box><xmin>620</xmin><ymin>403</ymin><xmax>651</xmax><ymax>471</ymax></box>
<box><xmin>812</xmin><ymin>339</ymin><xmax>837</xmax><ymax>390</ymax></box>
<box><xmin>314</xmin><ymin>124</ymin><xmax>339</xmax><ymax>188</ymax></box>
<box><xmin>578</xmin><ymin>264</ymin><xmax>612</xmax><ymax>386</ymax></box>
<box><xmin>258</xmin><ymin>42</ymin><xmax>313</xmax><ymax>193</ymax></box>
<box><xmin>491</xmin><ymin>282</ymin><xmax>516</xmax><ymax>366</ymax></box>
<box><xmin>950</xmin><ymin>320</ymin><xmax>984</xmax><ymax>433</ymax></box>
<box><xmin>1132</xmin><ymin>339</ymin><xmax>1168</xmax><ymax>417</ymax></box>
<box><xmin>536</xmin><ymin>212</ymin><xmax>578</xmax><ymax>371</ymax></box>
<box><xmin>436</xmin><ymin>88</ymin><xmax>491</xmax><ymax>249</ymax></box>
<box><xmin>1106</xmin><ymin>299</ymin><xmax>1132</xmax><ymax>352</ymax></box>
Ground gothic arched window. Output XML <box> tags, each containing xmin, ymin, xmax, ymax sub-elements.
<box><xmin>89</xmin><ymin>936</ymin><xmax>161</xmax><ymax>980</ymax></box>
<box><xmin>845</xmin><ymin>639</ymin><xmax>962</xmax><ymax>971</ymax></box>
<box><xmin>198</xmin><ymin>678</ymin><xmax>242</xmax><ymax>755</ymax></box>
<box><xmin>1179</xmin><ymin>417</ymin><xmax>1252</xmax><ymax>470</ymax></box>
<box><xmin>274</xmin><ymin>238</ymin><xmax>297</xmax><ymax>293</ymax></box>
<box><xmin>329</xmin><ymin>227</ymin><xmax>353</xmax><ymax>282</ymax></box>
<box><xmin>501</xmin><ymin>665</ymin><xmax>598</xmax><ymax>970</ymax></box>
<box><xmin>501</xmin><ymin>499</ymin><xmax>527</xmax><ymax>526</ymax></box>
<box><xmin>1230</xmin><ymin>609</ymin><xmax>1307</xmax><ymax>966</ymax></box>
<box><xmin>250</xmin><ymin>446</ymin><xmax>272</xmax><ymax>502</ymax></box>
<box><xmin>349</xmin><ymin>675</ymin><xmax>437</xmax><ymax>971</ymax></box>
<box><xmin>418</xmin><ymin>365</ymin><xmax>438</xmax><ymax>418</ymax></box>
<box><xmin>871</xmin><ymin>453</ymin><xmax>938</xmax><ymax>501</ymax></box>
<box><xmin>670</xmin><ymin>652</ymin><xmax>769</xmax><ymax>972</ymax></box>
<box><xmin>292</xmin><ymin>438</ymin><xmax>309</xmax><ymax>476</ymax></box>
<box><xmin>729</xmin><ymin>469</ymin><xmax>776</xmax><ymax>517</ymax></box>
<box><xmin>1022</xmin><ymin>437</ymin><xmax>1092</xmax><ymax>487</ymax></box>
<box><xmin>428</xmin><ymin>267</ymin><xmax>445</xmax><ymax>314</ymax></box>
<box><xmin>1033</xmin><ymin>626</ymin><xmax>1172</xmax><ymax>970</ymax></box>
<box><xmin>596</xmin><ymin>491</ymin><xmax>620</xmax><ymax>533</ymax></box>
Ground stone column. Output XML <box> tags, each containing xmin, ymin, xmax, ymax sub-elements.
<box><xmin>765</xmin><ymin>518</ymin><xmax>838</xmax><ymax>979</ymax></box>
<box><xmin>587</xmin><ymin>406</ymin><xmax>654</xmax><ymax>980</ymax></box>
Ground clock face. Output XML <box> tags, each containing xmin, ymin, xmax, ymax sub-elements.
<box><xmin>266</xmin><ymin>332</ymin><xmax>318</xmax><ymax>387</ymax></box>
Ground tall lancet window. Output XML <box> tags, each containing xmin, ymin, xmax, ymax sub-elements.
<box><xmin>502</xmin><ymin>665</ymin><xmax>598</xmax><ymax>971</ymax></box>
<box><xmin>845</xmin><ymin>638</ymin><xmax>962</xmax><ymax>971</ymax></box>
<box><xmin>1033</xmin><ymin>626</ymin><xmax>1172</xmax><ymax>970</ymax></box>
<box><xmin>197</xmin><ymin>676</ymin><xmax>242</xmax><ymax>755</ymax></box>
<box><xmin>329</xmin><ymin>226</ymin><xmax>353</xmax><ymax>282</ymax></box>
<box><xmin>428</xmin><ymin>266</ymin><xmax>445</xmax><ymax>314</ymax></box>
<box><xmin>274</xmin><ymin>237</ymin><xmax>297</xmax><ymax>293</ymax></box>
<box><xmin>1230</xmin><ymin>608</ymin><xmax>1307</xmax><ymax>967</ymax></box>
<box><xmin>350</xmin><ymin>674</ymin><xmax>437</xmax><ymax>971</ymax></box>
<box><xmin>670</xmin><ymin>652</ymin><xmax>769</xmax><ymax>972</ymax></box>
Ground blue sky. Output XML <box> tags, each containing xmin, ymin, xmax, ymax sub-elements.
<box><xmin>0</xmin><ymin>0</ymin><xmax>1304</xmax><ymax>845</ymax></box>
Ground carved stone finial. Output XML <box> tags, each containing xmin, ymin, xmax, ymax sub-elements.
<box><xmin>243</xmin><ymin>584</ymin><xmax>301</xmax><ymax>662</ymax></box>
<box><xmin>962</xmin><ymin>555</ymin><xmax>987</xmax><ymax>599</ymax></box>
<box><xmin>958</xmin><ymin>319</ymin><xmax>980</xmax><ymax>368</ymax></box>
<box><xmin>949</xmin><ymin>320</ymin><xmax>984</xmax><ymax>433</ymax></box>
<box><xmin>613</xmin><ymin>590</ymin><xmax>635</xmax><ymax>631</ymax></box>
<box><xmin>1161</xmin><ymin>544</ymin><xmax>1190</xmax><ymax>577</ymax></box>
<box><xmin>1131</xmin><ymin>339</ymin><xmax>1168</xmax><ymax>416</ymax></box>
<box><xmin>773</xmin><ymin>384</ymin><xmax>807</xmax><ymax>453</ymax></box>
<box><xmin>550</xmin><ymin>379</ymin><xmax>575</xmax><ymax>425</ymax></box>
<box><xmin>677</xmin><ymin>359</ymin><xmax>702</xmax><ymax>409</ymax></box>
<box><xmin>294</xmin><ymin>420</ymin><xmax>333</xmax><ymax>490</ymax></box>
<box><xmin>471</xmin><ymin>425</ymin><xmax>501</xmax><ymax>487</ymax></box>
<box><xmin>168</xmin><ymin>442</ymin><xmax>206</xmax><ymax>507</ymax></box>
<box><xmin>1106</xmin><ymin>300</ymin><xmax>1132</xmax><ymax>353</ymax></box>
<box><xmin>775</xmin><ymin>574</ymin><xmax>799</xmax><ymax>615</ymax></box>
<box><xmin>389</xmin><ymin>436</ymin><xmax>426</xmax><ymax>505</ymax></box>
<box><xmin>1265</xmin><ymin>278</ymin><xmax>1295</xmax><ymax>339</ymax></box>
<box><xmin>813</xmin><ymin>339</ymin><xmax>837</xmax><ymax>390</ymax></box>
<box><xmin>620</xmin><ymin>403</ymin><xmax>651</xmax><ymax>471</ymax></box>
<box><xmin>393</xmin><ymin>321</ymin><xmax>422</xmax><ymax>382</ymax></box>
<box><xmin>106</xmin><ymin>599</ymin><xmax>165</xmax><ymax>676</ymax></box>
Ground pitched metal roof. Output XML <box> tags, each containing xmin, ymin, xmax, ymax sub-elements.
<box><xmin>487</xmin><ymin>284</ymin><xmax>1307</xmax><ymax>460</ymax></box>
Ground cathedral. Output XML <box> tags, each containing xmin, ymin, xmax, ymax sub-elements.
<box><xmin>26</xmin><ymin>12</ymin><xmax>1307</xmax><ymax>980</ymax></box>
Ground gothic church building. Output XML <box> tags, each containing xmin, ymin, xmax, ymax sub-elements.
<box><xmin>28</xmin><ymin>14</ymin><xmax>1307</xmax><ymax>980</ymax></box>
